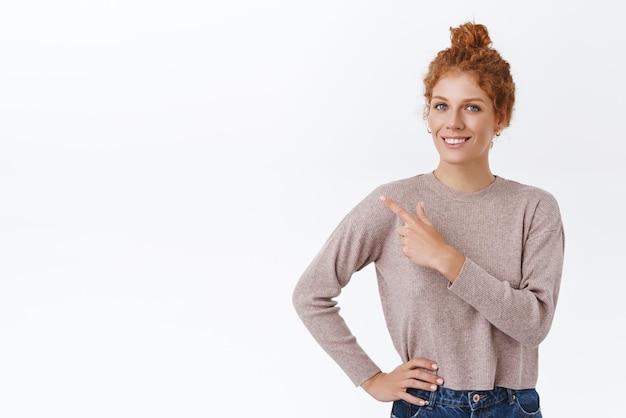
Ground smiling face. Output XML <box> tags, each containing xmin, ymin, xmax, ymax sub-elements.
<box><xmin>427</xmin><ymin>72</ymin><xmax>502</xmax><ymax>170</ymax></box>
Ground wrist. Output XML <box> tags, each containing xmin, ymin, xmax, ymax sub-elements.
<box><xmin>437</xmin><ymin>245</ymin><xmax>465</xmax><ymax>283</ymax></box>
<box><xmin>361</xmin><ymin>371</ymin><xmax>383</xmax><ymax>392</ymax></box>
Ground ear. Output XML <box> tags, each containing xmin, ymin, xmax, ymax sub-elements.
<box><xmin>494</xmin><ymin>117</ymin><xmax>504</xmax><ymax>136</ymax></box>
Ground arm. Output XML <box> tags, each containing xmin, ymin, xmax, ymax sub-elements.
<box><xmin>450</xmin><ymin>225</ymin><xmax>564</xmax><ymax>347</ymax></box>
<box><xmin>380</xmin><ymin>194</ymin><xmax>565</xmax><ymax>347</ymax></box>
<box><xmin>292</xmin><ymin>200</ymin><xmax>384</xmax><ymax>387</ymax></box>
<box><xmin>292</xmin><ymin>192</ymin><xmax>445</xmax><ymax>402</ymax></box>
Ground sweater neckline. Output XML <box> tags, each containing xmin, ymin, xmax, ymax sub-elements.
<box><xmin>423</xmin><ymin>171</ymin><xmax>504</xmax><ymax>202</ymax></box>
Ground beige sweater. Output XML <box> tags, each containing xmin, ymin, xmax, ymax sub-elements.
<box><xmin>293</xmin><ymin>172</ymin><xmax>564</xmax><ymax>390</ymax></box>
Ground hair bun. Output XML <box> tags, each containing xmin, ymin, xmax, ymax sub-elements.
<box><xmin>449</xmin><ymin>22</ymin><xmax>492</xmax><ymax>50</ymax></box>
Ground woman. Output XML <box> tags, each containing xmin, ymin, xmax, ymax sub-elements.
<box><xmin>292</xmin><ymin>21</ymin><xmax>564</xmax><ymax>417</ymax></box>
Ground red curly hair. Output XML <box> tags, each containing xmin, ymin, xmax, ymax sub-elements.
<box><xmin>423</xmin><ymin>22</ymin><xmax>515</xmax><ymax>128</ymax></box>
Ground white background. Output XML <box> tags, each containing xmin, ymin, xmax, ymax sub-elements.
<box><xmin>1</xmin><ymin>1</ymin><xmax>624</xmax><ymax>417</ymax></box>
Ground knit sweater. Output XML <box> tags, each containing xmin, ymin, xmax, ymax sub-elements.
<box><xmin>292</xmin><ymin>172</ymin><xmax>564</xmax><ymax>390</ymax></box>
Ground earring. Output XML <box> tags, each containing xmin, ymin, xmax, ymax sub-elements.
<box><xmin>427</xmin><ymin>126</ymin><xmax>432</xmax><ymax>133</ymax></box>
<box><xmin>495</xmin><ymin>130</ymin><xmax>501</xmax><ymax>137</ymax></box>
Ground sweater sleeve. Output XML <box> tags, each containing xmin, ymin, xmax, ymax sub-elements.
<box><xmin>449</xmin><ymin>193</ymin><xmax>565</xmax><ymax>347</ymax></box>
<box><xmin>292</xmin><ymin>193</ymin><xmax>389</xmax><ymax>386</ymax></box>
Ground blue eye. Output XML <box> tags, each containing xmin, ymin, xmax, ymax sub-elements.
<box><xmin>434</xmin><ymin>103</ymin><xmax>447</xmax><ymax>110</ymax></box>
<box><xmin>466</xmin><ymin>104</ymin><xmax>480</xmax><ymax>112</ymax></box>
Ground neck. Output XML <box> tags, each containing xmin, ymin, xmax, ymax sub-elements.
<box><xmin>433</xmin><ymin>164</ymin><xmax>495</xmax><ymax>193</ymax></box>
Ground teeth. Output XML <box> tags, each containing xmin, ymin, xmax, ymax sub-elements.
<box><xmin>444</xmin><ymin>138</ymin><xmax>467</xmax><ymax>144</ymax></box>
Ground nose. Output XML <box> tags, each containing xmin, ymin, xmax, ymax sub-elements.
<box><xmin>446</xmin><ymin>110</ymin><xmax>464</xmax><ymax>129</ymax></box>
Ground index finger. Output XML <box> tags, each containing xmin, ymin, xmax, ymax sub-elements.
<box><xmin>379</xmin><ymin>195</ymin><xmax>416</xmax><ymax>225</ymax></box>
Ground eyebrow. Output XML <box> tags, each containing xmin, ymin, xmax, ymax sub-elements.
<box><xmin>432</xmin><ymin>95</ymin><xmax>487</xmax><ymax>103</ymax></box>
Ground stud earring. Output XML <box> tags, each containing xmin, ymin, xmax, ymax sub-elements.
<box><xmin>427</xmin><ymin>126</ymin><xmax>432</xmax><ymax>133</ymax></box>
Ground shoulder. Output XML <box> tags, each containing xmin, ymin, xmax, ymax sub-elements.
<box><xmin>497</xmin><ymin>177</ymin><xmax>560</xmax><ymax>206</ymax></box>
<box><xmin>343</xmin><ymin>174</ymin><xmax>428</xmax><ymax>231</ymax></box>
<box><xmin>497</xmin><ymin>176</ymin><xmax>563</xmax><ymax>230</ymax></box>
<box><xmin>373</xmin><ymin>174</ymin><xmax>431</xmax><ymax>200</ymax></box>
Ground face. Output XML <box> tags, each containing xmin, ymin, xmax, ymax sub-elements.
<box><xmin>427</xmin><ymin>73</ymin><xmax>501</xmax><ymax>169</ymax></box>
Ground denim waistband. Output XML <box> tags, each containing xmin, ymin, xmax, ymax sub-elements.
<box><xmin>407</xmin><ymin>386</ymin><xmax>518</xmax><ymax>411</ymax></box>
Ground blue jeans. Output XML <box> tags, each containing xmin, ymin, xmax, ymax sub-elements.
<box><xmin>390</xmin><ymin>386</ymin><xmax>542</xmax><ymax>418</ymax></box>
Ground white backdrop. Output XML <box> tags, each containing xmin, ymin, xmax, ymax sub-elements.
<box><xmin>1</xmin><ymin>1</ymin><xmax>624</xmax><ymax>417</ymax></box>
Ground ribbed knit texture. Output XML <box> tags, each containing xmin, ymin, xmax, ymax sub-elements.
<box><xmin>292</xmin><ymin>172</ymin><xmax>564</xmax><ymax>390</ymax></box>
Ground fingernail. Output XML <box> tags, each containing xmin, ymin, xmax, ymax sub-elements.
<box><xmin>431</xmin><ymin>363</ymin><xmax>438</xmax><ymax>370</ymax></box>
<box><xmin>436</xmin><ymin>378</ymin><xmax>443</xmax><ymax>385</ymax></box>
<box><xmin>430</xmin><ymin>384</ymin><xmax>437</xmax><ymax>390</ymax></box>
